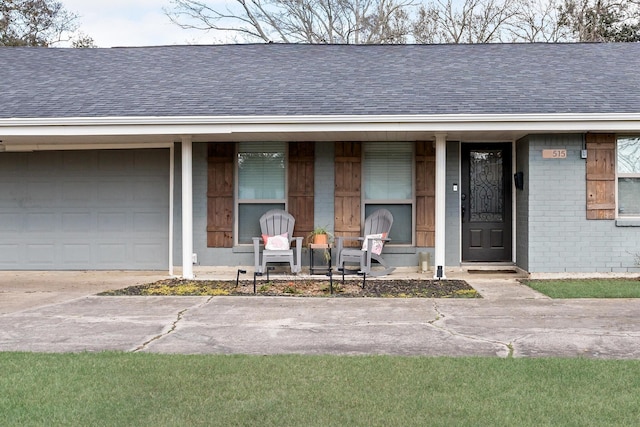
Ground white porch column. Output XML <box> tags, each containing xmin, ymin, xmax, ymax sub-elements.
<box><xmin>434</xmin><ymin>133</ymin><xmax>447</xmax><ymax>279</ymax></box>
<box><xmin>169</xmin><ymin>143</ymin><xmax>175</xmax><ymax>276</ymax></box>
<box><xmin>181</xmin><ymin>136</ymin><xmax>194</xmax><ymax>279</ymax></box>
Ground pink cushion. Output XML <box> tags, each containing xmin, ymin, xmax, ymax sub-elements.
<box><xmin>362</xmin><ymin>233</ymin><xmax>386</xmax><ymax>255</ymax></box>
<box><xmin>264</xmin><ymin>233</ymin><xmax>290</xmax><ymax>250</ymax></box>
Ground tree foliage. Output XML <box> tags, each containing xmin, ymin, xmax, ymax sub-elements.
<box><xmin>508</xmin><ymin>0</ymin><xmax>570</xmax><ymax>42</ymax></box>
<box><xmin>413</xmin><ymin>0</ymin><xmax>520</xmax><ymax>43</ymax></box>
<box><xmin>71</xmin><ymin>32</ymin><xmax>96</xmax><ymax>48</ymax></box>
<box><xmin>166</xmin><ymin>0</ymin><xmax>413</xmax><ymax>43</ymax></box>
<box><xmin>166</xmin><ymin>0</ymin><xmax>640</xmax><ymax>43</ymax></box>
<box><xmin>558</xmin><ymin>0</ymin><xmax>640</xmax><ymax>41</ymax></box>
<box><xmin>0</xmin><ymin>0</ymin><xmax>81</xmax><ymax>46</ymax></box>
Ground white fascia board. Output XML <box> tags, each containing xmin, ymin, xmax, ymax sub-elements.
<box><xmin>1</xmin><ymin>113</ymin><xmax>640</xmax><ymax>136</ymax></box>
<box><xmin>1</xmin><ymin>142</ymin><xmax>174</xmax><ymax>151</ymax></box>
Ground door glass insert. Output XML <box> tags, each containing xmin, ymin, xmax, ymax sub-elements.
<box><xmin>469</xmin><ymin>150</ymin><xmax>503</xmax><ymax>222</ymax></box>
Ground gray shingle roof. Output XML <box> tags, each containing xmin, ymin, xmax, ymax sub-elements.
<box><xmin>0</xmin><ymin>43</ymin><xmax>639</xmax><ymax>119</ymax></box>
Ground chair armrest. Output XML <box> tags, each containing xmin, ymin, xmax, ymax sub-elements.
<box><xmin>293</xmin><ymin>236</ymin><xmax>303</xmax><ymax>273</ymax></box>
<box><xmin>336</xmin><ymin>235</ymin><xmax>363</xmax><ymax>256</ymax></box>
<box><xmin>290</xmin><ymin>236</ymin><xmax>304</xmax><ymax>246</ymax></box>
<box><xmin>252</xmin><ymin>237</ymin><xmax>262</xmax><ymax>273</ymax></box>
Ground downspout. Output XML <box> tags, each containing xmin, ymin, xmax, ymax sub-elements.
<box><xmin>181</xmin><ymin>136</ymin><xmax>194</xmax><ymax>279</ymax></box>
<box><xmin>434</xmin><ymin>133</ymin><xmax>447</xmax><ymax>279</ymax></box>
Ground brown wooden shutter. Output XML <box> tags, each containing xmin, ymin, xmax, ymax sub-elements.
<box><xmin>288</xmin><ymin>142</ymin><xmax>314</xmax><ymax>241</ymax></box>
<box><xmin>207</xmin><ymin>142</ymin><xmax>234</xmax><ymax>247</ymax></box>
<box><xmin>416</xmin><ymin>141</ymin><xmax>436</xmax><ymax>246</ymax></box>
<box><xmin>334</xmin><ymin>142</ymin><xmax>362</xmax><ymax>246</ymax></box>
<box><xmin>586</xmin><ymin>133</ymin><xmax>616</xmax><ymax>220</ymax></box>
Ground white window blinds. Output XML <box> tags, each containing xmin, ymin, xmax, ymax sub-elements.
<box><xmin>364</xmin><ymin>142</ymin><xmax>412</xmax><ymax>200</ymax></box>
<box><xmin>238</xmin><ymin>142</ymin><xmax>285</xmax><ymax>200</ymax></box>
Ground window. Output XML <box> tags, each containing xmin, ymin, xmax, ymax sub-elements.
<box><xmin>236</xmin><ymin>142</ymin><xmax>286</xmax><ymax>244</ymax></box>
<box><xmin>617</xmin><ymin>136</ymin><xmax>640</xmax><ymax>217</ymax></box>
<box><xmin>363</xmin><ymin>142</ymin><xmax>413</xmax><ymax>244</ymax></box>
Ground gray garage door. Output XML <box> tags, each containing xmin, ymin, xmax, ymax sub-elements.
<box><xmin>0</xmin><ymin>149</ymin><xmax>170</xmax><ymax>270</ymax></box>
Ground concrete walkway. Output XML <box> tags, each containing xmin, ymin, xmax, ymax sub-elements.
<box><xmin>1</xmin><ymin>270</ymin><xmax>640</xmax><ymax>359</ymax></box>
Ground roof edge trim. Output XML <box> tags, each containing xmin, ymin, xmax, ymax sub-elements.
<box><xmin>2</xmin><ymin>113</ymin><xmax>640</xmax><ymax>127</ymax></box>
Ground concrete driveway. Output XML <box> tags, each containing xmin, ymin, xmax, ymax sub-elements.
<box><xmin>1</xmin><ymin>270</ymin><xmax>640</xmax><ymax>359</ymax></box>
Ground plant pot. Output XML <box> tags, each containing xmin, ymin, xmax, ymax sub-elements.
<box><xmin>313</xmin><ymin>233</ymin><xmax>328</xmax><ymax>245</ymax></box>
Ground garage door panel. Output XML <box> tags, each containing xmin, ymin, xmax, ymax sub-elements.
<box><xmin>62</xmin><ymin>244</ymin><xmax>92</xmax><ymax>264</ymax></box>
<box><xmin>62</xmin><ymin>212</ymin><xmax>93</xmax><ymax>232</ymax></box>
<box><xmin>62</xmin><ymin>182</ymin><xmax>95</xmax><ymax>204</ymax></box>
<box><xmin>0</xmin><ymin>149</ymin><xmax>169</xmax><ymax>270</ymax></box>
<box><xmin>98</xmin><ymin>212</ymin><xmax>129</xmax><ymax>232</ymax></box>
<box><xmin>62</xmin><ymin>151</ymin><xmax>97</xmax><ymax>173</ymax></box>
<box><xmin>26</xmin><ymin>213</ymin><xmax>58</xmax><ymax>232</ymax></box>
<box><xmin>98</xmin><ymin>244</ymin><xmax>128</xmax><ymax>264</ymax></box>
<box><xmin>134</xmin><ymin>212</ymin><xmax>166</xmax><ymax>232</ymax></box>
<box><xmin>134</xmin><ymin>243</ymin><xmax>166</xmax><ymax>263</ymax></box>
<box><xmin>134</xmin><ymin>150</ymin><xmax>167</xmax><ymax>172</ymax></box>
<box><xmin>134</xmin><ymin>180</ymin><xmax>169</xmax><ymax>203</ymax></box>
<box><xmin>99</xmin><ymin>151</ymin><xmax>134</xmax><ymax>172</ymax></box>
<box><xmin>98</xmin><ymin>180</ymin><xmax>133</xmax><ymax>204</ymax></box>
<box><xmin>0</xmin><ymin>181</ymin><xmax>23</xmax><ymax>203</ymax></box>
<box><xmin>0</xmin><ymin>244</ymin><xmax>20</xmax><ymax>264</ymax></box>
<box><xmin>0</xmin><ymin>213</ymin><xmax>22</xmax><ymax>231</ymax></box>
<box><xmin>26</xmin><ymin>244</ymin><xmax>56</xmax><ymax>264</ymax></box>
<box><xmin>0</xmin><ymin>153</ymin><xmax>25</xmax><ymax>172</ymax></box>
<box><xmin>27</xmin><ymin>182</ymin><xmax>58</xmax><ymax>205</ymax></box>
<box><xmin>27</xmin><ymin>152</ymin><xmax>60</xmax><ymax>174</ymax></box>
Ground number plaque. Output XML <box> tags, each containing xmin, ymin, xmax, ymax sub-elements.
<box><xmin>542</xmin><ymin>149</ymin><xmax>567</xmax><ymax>159</ymax></box>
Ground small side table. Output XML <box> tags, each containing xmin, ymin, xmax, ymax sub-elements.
<box><xmin>309</xmin><ymin>243</ymin><xmax>332</xmax><ymax>275</ymax></box>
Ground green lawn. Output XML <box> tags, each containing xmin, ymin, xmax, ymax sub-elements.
<box><xmin>523</xmin><ymin>278</ymin><xmax>640</xmax><ymax>298</ymax></box>
<box><xmin>2</xmin><ymin>353</ymin><xmax>640</xmax><ymax>426</ymax></box>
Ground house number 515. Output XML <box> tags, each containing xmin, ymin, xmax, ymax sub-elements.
<box><xmin>542</xmin><ymin>149</ymin><xmax>567</xmax><ymax>159</ymax></box>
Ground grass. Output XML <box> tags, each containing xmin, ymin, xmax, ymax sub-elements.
<box><xmin>2</xmin><ymin>352</ymin><xmax>640</xmax><ymax>426</ymax></box>
<box><xmin>523</xmin><ymin>278</ymin><xmax>640</xmax><ymax>298</ymax></box>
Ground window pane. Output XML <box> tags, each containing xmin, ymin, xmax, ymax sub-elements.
<box><xmin>238</xmin><ymin>142</ymin><xmax>285</xmax><ymax>200</ymax></box>
<box><xmin>365</xmin><ymin>204</ymin><xmax>412</xmax><ymax>244</ymax></box>
<box><xmin>238</xmin><ymin>203</ymin><xmax>285</xmax><ymax>244</ymax></box>
<box><xmin>364</xmin><ymin>142</ymin><xmax>412</xmax><ymax>200</ymax></box>
<box><xmin>618</xmin><ymin>137</ymin><xmax>640</xmax><ymax>174</ymax></box>
<box><xmin>618</xmin><ymin>178</ymin><xmax>640</xmax><ymax>216</ymax></box>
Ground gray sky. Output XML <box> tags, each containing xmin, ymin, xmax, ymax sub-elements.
<box><xmin>64</xmin><ymin>0</ymin><xmax>231</xmax><ymax>47</ymax></box>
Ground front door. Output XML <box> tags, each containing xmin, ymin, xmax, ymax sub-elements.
<box><xmin>461</xmin><ymin>143</ymin><xmax>512</xmax><ymax>262</ymax></box>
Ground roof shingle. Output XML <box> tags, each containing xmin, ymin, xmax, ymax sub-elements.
<box><xmin>1</xmin><ymin>43</ymin><xmax>639</xmax><ymax>119</ymax></box>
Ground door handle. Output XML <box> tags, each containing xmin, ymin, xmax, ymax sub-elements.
<box><xmin>461</xmin><ymin>206</ymin><xmax>465</xmax><ymax>223</ymax></box>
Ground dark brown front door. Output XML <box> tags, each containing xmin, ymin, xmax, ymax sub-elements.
<box><xmin>461</xmin><ymin>143</ymin><xmax>512</xmax><ymax>262</ymax></box>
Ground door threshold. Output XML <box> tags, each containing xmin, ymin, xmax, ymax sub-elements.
<box><xmin>461</xmin><ymin>262</ymin><xmax>516</xmax><ymax>267</ymax></box>
<box><xmin>460</xmin><ymin>263</ymin><xmax>527</xmax><ymax>276</ymax></box>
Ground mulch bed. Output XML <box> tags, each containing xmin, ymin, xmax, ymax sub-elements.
<box><xmin>99</xmin><ymin>278</ymin><xmax>480</xmax><ymax>298</ymax></box>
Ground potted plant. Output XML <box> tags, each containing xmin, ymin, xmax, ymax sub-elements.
<box><xmin>307</xmin><ymin>226</ymin><xmax>334</xmax><ymax>265</ymax></box>
<box><xmin>308</xmin><ymin>226</ymin><xmax>333</xmax><ymax>245</ymax></box>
